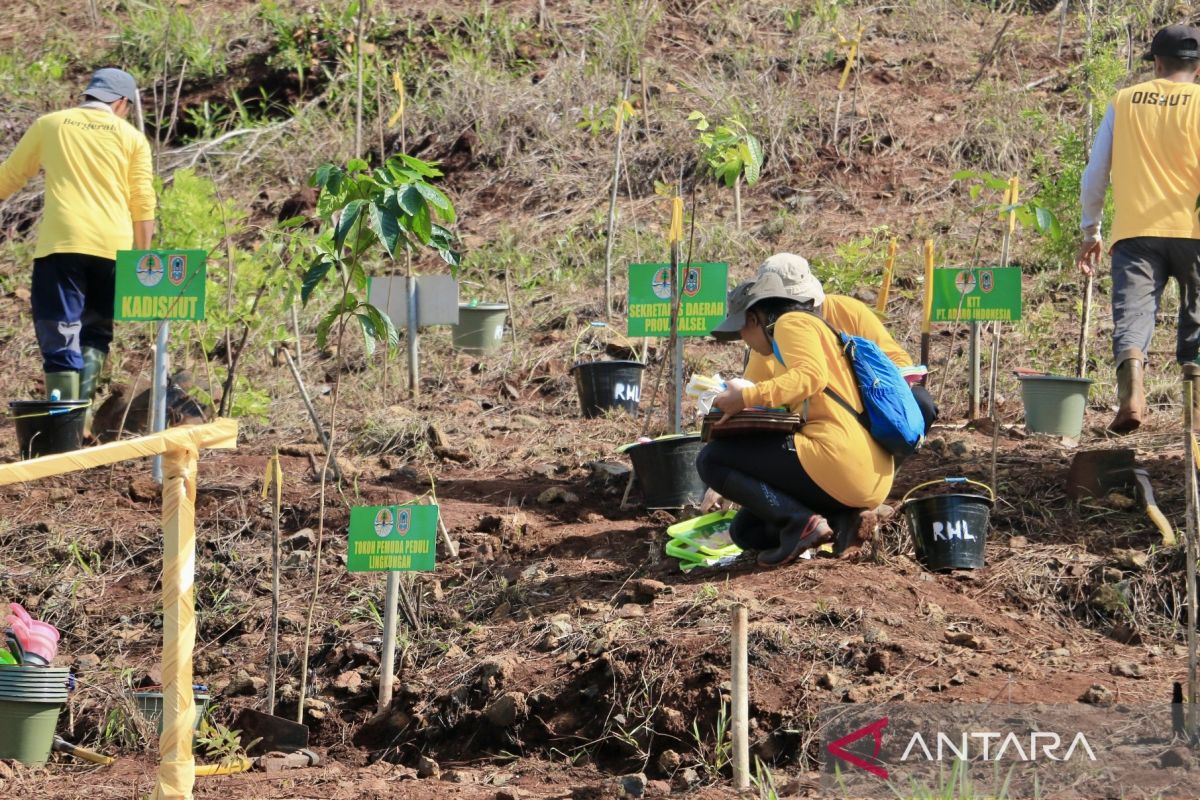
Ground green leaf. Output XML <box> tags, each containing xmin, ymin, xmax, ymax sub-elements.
<box><xmin>411</xmin><ymin>200</ymin><xmax>433</xmax><ymax>244</ymax></box>
<box><xmin>277</xmin><ymin>215</ymin><xmax>308</xmax><ymax>229</ymax></box>
<box><xmin>1033</xmin><ymin>204</ymin><xmax>1060</xmax><ymax>238</ymax></box>
<box><xmin>742</xmin><ymin>134</ymin><xmax>763</xmax><ymax>185</ymax></box>
<box><xmin>414</xmin><ymin>182</ymin><xmax>456</xmax><ymax>223</ymax></box>
<box><xmin>334</xmin><ymin>199</ymin><xmax>367</xmax><ymax>252</ymax></box>
<box><xmin>398</xmin><ymin>185</ymin><xmax>424</xmax><ymax>216</ymax></box>
<box><xmin>369</xmin><ymin>203</ymin><xmax>402</xmax><ymax>258</ymax></box>
<box><xmin>360</xmin><ymin>301</ymin><xmax>399</xmax><ymax>346</ymax></box>
<box><xmin>356</xmin><ymin>313</ymin><xmax>377</xmax><ymax>356</ymax></box>
<box><xmin>969</xmin><ymin>184</ymin><xmax>982</xmax><ymax>201</ymax></box>
<box><xmin>300</xmin><ymin>254</ymin><xmax>334</xmax><ymax>305</ymax></box>
<box><xmin>951</xmin><ymin>169</ymin><xmax>981</xmax><ymax>181</ymax></box>
<box><xmin>311</xmin><ymin>163</ymin><xmax>343</xmax><ymax>191</ymax></box>
<box><xmin>346</xmin><ymin>157</ymin><xmax>369</xmax><ymax>172</ymax></box>
<box><xmin>397</xmin><ymin>153</ymin><xmax>443</xmax><ymax>178</ymax></box>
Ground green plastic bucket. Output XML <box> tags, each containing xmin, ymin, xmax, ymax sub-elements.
<box><xmin>452</xmin><ymin>304</ymin><xmax>508</xmax><ymax>354</ymax></box>
<box><xmin>1018</xmin><ymin>374</ymin><xmax>1093</xmax><ymax>438</ymax></box>
<box><xmin>134</xmin><ymin>688</ymin><xmax>210</xmax><ymax>735</ymax></box>
<box><xmin>0</xmin><ymin>699</ymin><xmax>61</xmax><ymax>765</ymax></box>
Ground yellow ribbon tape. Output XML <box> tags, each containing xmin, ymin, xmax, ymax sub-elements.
<box><xmin>668</xmin><ymin>196</ymin><xmax>684</xmax><ymax>244</ymax></box>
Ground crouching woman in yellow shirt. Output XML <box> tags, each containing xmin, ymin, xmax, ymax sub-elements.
<box><xmin>697</xmin><ymin>272</ymin><xmax>894</xmax><ymax>568</ymax></box>
<box><xmin>0</xmin><ymin>68</ymin><xmax>155</xmax><ymax>422</ymax></box>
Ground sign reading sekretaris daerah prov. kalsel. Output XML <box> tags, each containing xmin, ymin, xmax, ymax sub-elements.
<box><xmin>627</xmin><ymin>262</ymin><xmax>728</xmax><ymax>337</ymax></box>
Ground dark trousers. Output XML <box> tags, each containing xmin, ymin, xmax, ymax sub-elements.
<box><xmin>695</xmin><ymin>434</ymin><xmax>850</xmax><ymax>550</ymax></box>
<box><xmin>1110</xmin><ymin>236</ymin><xmax>1200</xmax><ymax>363</ymax></box>
<box><xmin>30</xmin><ymin>253</ymin><xmax>115</xmax><ymax>372</ymax></box>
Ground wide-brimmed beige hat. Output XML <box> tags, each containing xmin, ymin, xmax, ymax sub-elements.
<box><xmin>755</xmin><ymin>253</ymin><xmax>825</xmax><ymax>306</ymax></box>
<box><xmin>710</xmin><ymin>272</ymin><xmax>798</xmax><ymax>341</ymax></box>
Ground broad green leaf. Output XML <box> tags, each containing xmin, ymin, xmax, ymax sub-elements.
<box><xmin>1033</xmin><ymin>204</ymin><xmax>1060</xmax><ymax>237</ymax></box>
<box><xmin>951</xmin><ymin>169</ymin><xmax>981</xmax><ymax>181</ymax></box>
<box><xmin>411</xmin><ymin>200</ymin><xmax>433</xmax><ymax>244</ymax></box>
<box><xmin>398</xmin><ymin>185</ymin><xmax>424</xmax><ymax>216</ymax></box>
<box><xmin>311</xmin><ymin>163</ymin><xmax>342</xmax><ymax>191</ymax></box>
<box><xmin>277</xmin><ymin>215</ymin><xmax>307</xmax><ymax>229</ymax></box>
<box><xmin>742</xmin><ymin>134</ymin><xmax>763</xmax><ymax>185</ymax></box>
<box><xmin>414</xmin><ymin>182</ymin><xmax>456</xmax><ymax>223</ymax></box>
<box><xmin>969</xmin><ymin>184</ymin><xmax>982</xmax><ymax>201</ymax></box>
<box><xmin>397</xmin><ymin>153</ymin><xmax>443</xmax><ymax>178</ymax></box>
<box><xmin>300</xmin><ymin>254</ymin><xmax>334</xmax><ymax>305</ymax></box>
<box><xmin>438</xmin><ymin>246</ymin><xmax>462</xmax><ymax>270</ymax></box>
<box><xmin>346</xmin><ymin>157</ymin><xmax>370</xmax><ymax>172</ymax></box>
<box><xmin>360</xmin><ymin>301</ymin><xmax>399</xmax><ymax>346</ymax></box>
<box><xmin>369</xmin><ymin>203</ymin><xmax>402</xmax><ymax>258</ymax></box>
<box><xmin>334</xmin><ymin>199</ymin><xmax>367</xmax><ymax>252</ymax></box>
<box><xmin>356</xmin><ymin>313</ymin><xmax>378</xmax><ymax>356</ymax></box>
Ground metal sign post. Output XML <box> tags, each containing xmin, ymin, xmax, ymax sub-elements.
<box><xmin>152</xmin><ymin>321</ymin><xmax>169</xmax><ymax>483</ymax></box>
<box><xmin>369</xmin><ymin>275</ymin><xmax>458</xmax><ymax>401</ymax></box>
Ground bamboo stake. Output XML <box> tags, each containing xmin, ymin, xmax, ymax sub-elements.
<box><xmin>353</xmin><ymin>0</ymin><xmax>368</xmax><ymax>160</ymax></box>
<box><xmin>875</xmin><ymin>238</ymin><xmax>897</xmax><ymax>317</ymax></box>
<box><xmin>263</xmin><ymin>451</ymin><xmax>282</xmax><ymax>716</ymax></box>
<box><xmin>279</xmin><ymin>345</ymin><xmax>340</xmax><ymax>483</ymax></box>
<box><xmin>731</xmin><ymin>603</ymin><xmax>750</xmax><ymax>790</ymax></box>
<box><xmin>378</xmin><ymin>571</ymin><xmax>400</xmax><ymax>711</ymax></box>
<box><xmin>603</xmin><ymin>78</ymin><xmax>632</xmax><ymax>320</ymax></box>
<box><xmin>1077</xmin><ymin>276</ymin><xmax>1094</xmax><ymax>378</ymax></box>
<box><xmin>831</xmin><ymin>25</ymin><xmax>863</xmax><ymax>156</ymax></box>
<box><xmin>668</xmin><ymin>196</ymin><xmax>684</xmax><ymax>434</ymax></box>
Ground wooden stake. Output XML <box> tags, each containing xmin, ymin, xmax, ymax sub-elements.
<box><xmin>989</xmin><ymin>176</ymin><xmax>1019</xmax><ymax>490</ymax></box>
<box><xmin>264</xmin><ymin>451</ymin><xmax>282</xmax><ymax>716</ymax></box>
<box><xmin>280</xmin><ymin>345</ymin><xmax>341</xmax><ymax>483</ymax></box>
<box><xmin>920</xmin><ymin>239</ymin><xmax>934</xmax><ymax>367</ymax></box>
<box><xmin>731</xmin><ymin>603</ymin><xmax>750</xmax><ymax>790</ymax></box>
<box><xmin>378</xmin><ymin>571</ymin><xmax>400</xmax><ymax>711</ymax></box>
<box><xmin>1077</xmin><ymin>275</ymin><xmax>1093</xmax><ymax>378</ymax></box>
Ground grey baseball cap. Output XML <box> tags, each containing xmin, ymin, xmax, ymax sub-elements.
<box><xmin>82</xmin><ymin>68</ymin><xmax>139</xmax><ymax>104</ymax></box>
<box><xmin>711</xmin><ymin>272</ymin><xmax>797</xmax><ymax>341</ymax></box>
<box><xmin>756</xmin><ymin>252</ymin><xmax>826</xmax><ymax>306</ymax></box>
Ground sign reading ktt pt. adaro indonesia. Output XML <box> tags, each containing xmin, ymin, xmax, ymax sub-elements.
<box><xmin>820</xmin><ymin>703</ymin><xmax>1198</xmax><ymax>799</ymax></box>
<box><xmin>627</xmin><ymin>262</ymin><xmax>727</xmax><ymax>337</ymax></box>
<box><xmin>929</xmin><ymin>266</ymin><xmax>1021</xmax><ymax>323</ymax></box>
<box><xmin>114</xmin><ymin>249</ymin><xmax>207</xmax><ymax>321</ymax></box>
<box><xmin>347</xmin><ymin>504</ymin><xmax>438</xmax><ymax>572</ymax></box>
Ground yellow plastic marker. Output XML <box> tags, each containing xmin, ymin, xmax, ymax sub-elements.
<box><xmin>1002</xmin><ymin>175</ymin><xmax>1020</xmax><ymax>234</ymax></box>
<box><xmin>837</xmin><ymin>24</ymin><xmax>865</xmax><ymax>91</ymax></box>
<box><xmin>387</xmin><ymin>71</ymin><xmax>405</xmax><ymax>128</ymax></box>
<box><xmin>0</xmin><ymin>420</ymin><xmax>239</xmax><ymax>800</ymax></box>
<box><xmin>876</xmin><ymin>238</ymin><xmax>897</xmax><ymax>316</ymax></box>
<box><xmin>668</xmin><ymin>196</ymin><xmax>684</xmax><ymax>244</ymax></box>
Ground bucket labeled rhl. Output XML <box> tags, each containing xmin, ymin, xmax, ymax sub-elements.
<box><xmin>9</xmin><ymin>399</ymin><xmax>89</xmax><ymax>459</ymax></box>
<box><xmin>902</xmin><ymin>478</ymin><xmax>994</xmax><ymax>571</ymax></box>
<box><xmin>571</xmin><ymin>361</ymin><xmax>645</xmax><ymax>418</ymax></box>
<box><xmin>626</xmin><ymin>434</ymin><xmax>707</xmax><ymax>509</ymax></box>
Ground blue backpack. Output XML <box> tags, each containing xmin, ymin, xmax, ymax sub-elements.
<box><xmin>772</xmin><ymin>312</ymin><xmax>925</xmax><ymax>457</ymax></box>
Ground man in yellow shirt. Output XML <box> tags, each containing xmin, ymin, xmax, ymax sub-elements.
<box><xmin>1077</xmin><ymin>25</ymin><xmax>1200</xmax><ymax>432</ymax></box>
<box><xmin>0</xmin><ymin>68</ymin><xmax>156</xmax><ymax>422</ymax></box>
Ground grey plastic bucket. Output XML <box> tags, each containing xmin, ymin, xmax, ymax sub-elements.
<box><xmin>452</xmin><ymin>304</ymin><xmax>508</xmax><ymax>354</ymax></box>
<box><xmin>134</xmin><ymin>688</ymin><xmax>211</xmax><ymax>735</ymax></box>
<box><xmin>0</xmin><ymin>666</ymin><xmax>68</xmax><ymax>765</ymax></box>
<box><xmin>1018</xmin><ymin>374</ymin><xmax>1093</xmax><ymax>438</ymax></box>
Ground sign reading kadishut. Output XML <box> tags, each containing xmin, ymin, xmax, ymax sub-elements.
<box><xmin>114</xmin><ymin>249</ymin><xmax>207</xmax><ymax>321</ymax></box>
<box><xmin>348</xmin><ymin>504</ymin><xmax>438</xmax><ymax>572</ymax></box>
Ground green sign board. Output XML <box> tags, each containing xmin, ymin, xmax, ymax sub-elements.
<box><xmin>347</xmin><ymin>504</ymin><xmax>438</xmax><ymax>572</ymax></box>
<box><xmin>929</xmin><ymin>266</ymin><xmax>1022</xmax><ymax>323</ymax></box>
<box><xmin>627</xmin><ymin>262</ymin><xmax>728</xmax><ymax>337</ymax></box>
<box><xmin>114</xmin><ymin>249</ymin><xmax>207</xmax><ymax>321</ymax></box>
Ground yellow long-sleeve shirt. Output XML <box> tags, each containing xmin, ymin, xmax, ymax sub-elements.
<box><xmin>740</xmin><ymin>298</ymin><xmax>896</xmax><ymax>508</ymax></box>
<box><xmin>0</xmin><ymin>106</ymin><xmax>155</xmax><ymax>260</ymax></box>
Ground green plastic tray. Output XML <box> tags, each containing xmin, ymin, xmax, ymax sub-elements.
<box><xmin>665</xmin><ymin>510</ymin><xmax>742</xmax><ymax>569</ymax></box>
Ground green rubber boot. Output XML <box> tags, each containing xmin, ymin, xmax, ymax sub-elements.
<box><xmin>79</xmin><ymin>346</ymin><xmax>107</xmax><ymax>438</ymax></box>
<box><xmin>44</xmin><ymin>371</ymin><xmax>79</xmax><ymax>401</ymax></box>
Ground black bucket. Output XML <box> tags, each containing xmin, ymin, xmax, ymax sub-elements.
<box><xmin>571</xmin><ymin>360</ymin><xmax>645</xmax><ymax>418</ymax></box>
<box><xmin>625</xmin><ymin>434</ymin><xmax>706</xmax><ymax>509</ymax></box>
<box><xmin>9</xmin><ymin>400</ymin><xmax>89</xmax><ymax>459</ymax></box>
<box><xmin>902</xmin><ymin>478</ymin><xmax>994</xmax><ymax>571</ymax></box>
